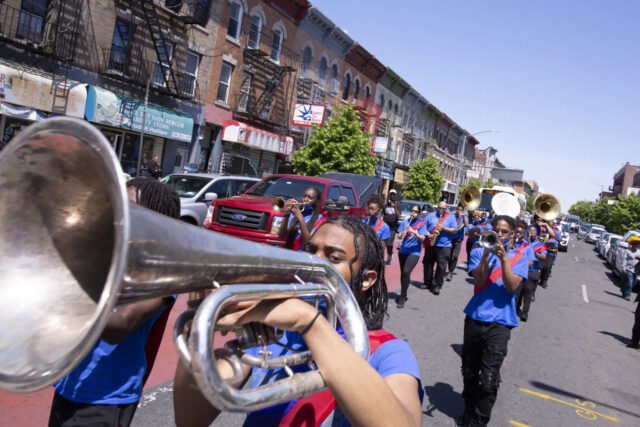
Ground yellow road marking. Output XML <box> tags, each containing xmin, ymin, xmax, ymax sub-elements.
<box><xmin>519</xmin><ymin>388</ymin><xmax>620</xmax><ymax>423</ymax></box>
<box><xmin>509</xmin><ymin>420</ymin><xmax>532</xmax><ymax>427</ymax></box>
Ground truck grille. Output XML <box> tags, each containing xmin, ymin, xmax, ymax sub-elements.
<box><xmin>215</xmin><ymin>206</ymin><xmax>270</xmax><ymax>231</ymax></box>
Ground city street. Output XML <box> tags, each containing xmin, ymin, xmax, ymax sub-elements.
<box><xmin>1</xmin><ymin>238</ymin><xmax>638</xmax><ymax>426</ymax></box>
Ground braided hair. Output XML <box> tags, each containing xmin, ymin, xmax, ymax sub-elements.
<box><xmin>126</xmin><ymin>177</ymin><xmax>180</xmax><ymax>219</ymax></box>
<box><xmin>316</xmin><ymin>215</ymin><xmax>388</xmax><ymax>330</ymax></box>
<box><xmin>285</xmin><ymin>186</ymin><xmax>322</xmax><ymax>249</ymax></box>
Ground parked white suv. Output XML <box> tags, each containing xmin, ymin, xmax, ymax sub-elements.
<box><xmin>162</xmin><ymin>173</ymin><xmax>259</xmax><ymax>226</ymax></box>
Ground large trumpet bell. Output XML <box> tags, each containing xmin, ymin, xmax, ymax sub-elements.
<box><xmin>0</xmin><ymin>118</ymin><xmax>369</xmax><ymax>411</ymax></box>
<box><xmin>533</xmin><ymin>193</ymin><xmax>561</xmax><ymax>221</ymax></box>
<box><xmin>460</xmin><ymin>185</ymin><xmax>481</xmax><ymax>211</ymax></box>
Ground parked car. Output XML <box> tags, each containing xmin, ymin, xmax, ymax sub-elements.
<box><xmin>203</xmin><ymin>174</ymin><xmax>368</xmax><ymax>246</ymax></box>
<box><xmin>599</xmin><ymin>233</ymin><xmax>622</xmax><ymax>259</ymax></box>
<box><xmin>161</xmin><ymin>173</ymin><xmax>259</xmax><ymax>226</ymax></box>
<box><xmin>595</xmin><ymin>232</ymin><xmax>609</xmax><ymax>254</ymax></box>
<box><xmin>576</xmin><ymin>223</ymin><xmax>592</xmax><ymax>240</ymax></box>
<box><xmin>610</xmin><ymin>230</ymin><xmax>640</xmax><ymax>277</ymax></box>
<box><xmin>558</xmin><ymin>229</ymin><xmax>570</xmax><ymax>252</ymax></box>
<box><xmin>398</xmin><ymin>200</ymin><xmax>434</xmax><ymax>225</ymax></box>
<box><xmin>585</xmin><ymin>227</ymin><xmax>606</xmax><ymax>244</ymax></box>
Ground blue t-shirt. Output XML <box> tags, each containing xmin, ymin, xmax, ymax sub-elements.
<box><xmin>397</xmin><ymin>218</ymin><xmax>428</xmax><ymax>256</ymax></box>
<box><xmin>452</xmin><ymin>214</ymin><xmax>466</xmax><ymax>240</ymax></box>
<box><xmin>465</xmin><ymin>223</ymin><xmax>483</xmax><ymax>244</ymax></box>
<box><xmin>54</xmin><ymin>299</ymin><xmax>175</xmax><ymax>404</ymax></box>
<box><xmin>465</xmin><ymin>246</ymin><xmax>529</xmax><ymax>327</ymax></box>
<box><xmin>288</xmin><ymin>207</ymin><xmax>324</xmax><ymax>250</ymax></box>
<box><xmin>243</xmin><ymin>330</ymin><xmax>424</xmax><ymax>426</ymax></box>
<box><xmin>529</xmin><ymin>240</ymin><xmax>547</xmax><ymax>271</ymax></box>
<box><xmin>363</xmin><ymin>215</ymin><xmax>391</xmax><ymax>241</ymax></box>
<box><xmin>424</xmin><ymin>212</ymin><xmax>458</xmax><ymax>247</ymax></box>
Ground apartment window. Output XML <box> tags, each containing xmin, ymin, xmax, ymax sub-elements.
<box><xmin>152</xmin><ymin>41</ymin><xmax>174</xmax><ymax>86</ymax></box>
<box><xmin>181</xmin><ymin>52</ymin><xmax>200</xmax><ymax>97</ymax></box>
<box><xmin>217</xmin><ymin>62</ymin><xmax>233</xmax><ymax>103</ymax></box>
<box><xmin>365</xmin><ymin>86</ymin><xmax>371</xmax><ymax>100</ymax></box>
<box><xmin>248</xmin><ymin>14</ymin><xmax>262</xmax><ymax>49</ymax></box>
<box><xmin>352</xmin><ymin>78</ymin><xmax>360</xmax><ymax>100</ymax></box>
<box><xmin>301</xmin><ymin>46</ymin><xmax>312</xmax><ymax>78</ymax></box>
<box><xmin>270</xmin><ymin>29</ymin><xmax>283</xmax><ymax>62</ymax></box>
<box><xmin>330</xmin><ymin>64</ymin><xmax>338</xmax><ymax>80</ymax></box>
<box><xmin>238</xmin><ymin>71</ymin><xmax>252</xmax><ymax>111</ymax></box>
<box><xmin>318</xmin><ymin>57</ymin><xmax>327</xmax><ymax>86</ymax></box>
<box><xmin>227</xmin><ymin>1</ymin><xmax>243</xmax><ymax>40</ymax></box>
<box><xmin>379</xmin><ymin>95</ymin><xmax>385</xmax><ymax>110</ymax></box>
<box><xmin>17</xmin><ymin>0</ymin><xmax>49</xmax><ymax>43</ymax></box>
<box><xmin>107</xmin><ymin>20</ymin><xmax>130</xmax><ymax>73</ymax></box>
<box><xmin>342</xmin><ymin>73</ymin><xmax>351</xmax><ymax>101</ymax></box>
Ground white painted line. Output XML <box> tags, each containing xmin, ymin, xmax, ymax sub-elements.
<box><xmin>572</xmin><ymin>244</ymin><xmax>575</xmax><ymax>248</ymax></box>
<box><xmin>581</xmin><ymin>284</ymin><xmax>589</xmax><ymax>303</ymax></box>
<box><xmin>574</xmin><ymin>256</ymin><xmax>579</xmax><ymax>262</ymax></box>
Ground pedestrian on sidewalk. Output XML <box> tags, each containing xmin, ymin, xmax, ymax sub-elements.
<box><xmin>49</xmin><ymin>178</ymin><xmax>180</xmax><ymax>427</ymax></box>
<box><xmin>447</xmin><ymin>203</ymin><xmax>468</xmax><ymax>280</ymax></box>
<box><xmin>395</xmin><ymin>205</ymin><xmax>427</xmax><ymax>308</ymax></box>
<box><xmin>383</xmin><ymin>189</ymin><xmax>401</xmax><ymax>265</ymax></box>
<box><xmin>621</xmin><ymin>236</ymin><xmax>640</xmax><ymax>300</ymax></box>
<box><xmin>147</xmin><ymin>155</ymin><xmax>162</xmax><ymax>179</ymax></box>
<box><xmin>422</xmin><ymin>201</ymin><xmax>458</xmax><ymax>295</ymax></box>
<box><xmin>458</xmin><ymin>215</ymin><xmax>528</xmax><ymax>427</ymax></box>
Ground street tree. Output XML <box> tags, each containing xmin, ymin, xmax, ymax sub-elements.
<box><xmin>402</xmin><ymin>157</ymin><xmax>445</xmax><ymax>203</ymax></box>
<box><xmin>292</xmin><ymin>105</ymin><xmax>376</xmax><ymax>176</ymax></box>
<box><xmin>569</xmin><ymin>200</ymin><xmax>596</xmax><ymax>221</ymax></box>
<box><xmin>457</xmin><ymin>177</ymin><xmax>498</xmax><ymax>200</ymax></box>
<box><xmin>607</xmin><ymin>195</ymin><xmax>640</xmax><ymax>235</ymax></box>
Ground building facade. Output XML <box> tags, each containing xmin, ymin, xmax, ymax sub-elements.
<box><xmin>611</xmin><ymin>162</ymin><xmax>640</xmax><ymax>197</ymax></box>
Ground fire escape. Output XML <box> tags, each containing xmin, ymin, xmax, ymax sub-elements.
<box><xmin>50</xmin><ymin>0</ymin><xmax>82</xmax><ymax>114</ymax></box>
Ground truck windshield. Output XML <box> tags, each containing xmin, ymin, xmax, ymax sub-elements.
<box><xmin>162</xmin><ymin>175</ymin><xmax>211</xmax><ymax>198</ymax></box>
<box><xmin>247</xmin><ymin>177</ymin><xmax>327</xmax><ymax>200</ymax></box>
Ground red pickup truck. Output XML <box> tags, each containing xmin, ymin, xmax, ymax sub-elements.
<box><xmin>203</xmin><ymin>174</ymin><xmax>367</xmax><ymax>246</ymax></box>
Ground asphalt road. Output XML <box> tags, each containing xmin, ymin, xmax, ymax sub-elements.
<box><xmin>132</xmin><ymin>237</ymin><xmax>640</xmax><ymax>426</ymax></box>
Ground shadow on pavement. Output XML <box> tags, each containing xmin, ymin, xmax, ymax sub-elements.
<box><xmin>598</xmin><ymin>330</ymin><xmax>631</xmax><ymax>345</ymax></box>
<box><xmin>603</xmin><ymin>290</ymin><xmax>624</xmax><ymax>299</ymax></box>
<box><xmin>422</xmin><ymin>382</ymin><xmax>464</xmax><ymax>421</ymax></box>
<box><xmin>450</xmin><ymin>343</ymin><xmax>463</xmax><ymax>358</ymax></box>
<box><xmin>604</xmin><ymin>271</ymin><xmax>622</xmax><ymax>288</ymax></box>
<box><xmin>529</xmin><ymin>380</ymin><xmax>640</xmax><ymax>418</ymax></box>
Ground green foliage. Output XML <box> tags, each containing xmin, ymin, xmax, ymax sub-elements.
<box><xmin>401</xmin><ymin>157</ymin><xmax>445</xmax><ymax>203</ymax></box>
<box><xmin>525</xmin><ymin>195</ymin><xmax>534</xmax><ymax>213</ymax></box>
<box><xmin>568</xmin><ymin>195</ymin><xmax>640</xmax><ymax>235</ymax></box>
<box><xmin>292</xmin><ymin>106</ymin><xmax>376</xmax><ymax>176</ymax></box>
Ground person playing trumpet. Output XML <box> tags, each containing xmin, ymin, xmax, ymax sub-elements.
<box><xmin>458</xmin><ymin>215</ymin><xmax>529</xmax><ymax>427</ymax></box>
<box><xmin>422</xmin><ymin>201</ymin><xmax>458</xmax><ymax>295</ymax></box>
<box><xmin>536</xmin><ymin>216</ymin><xmax>560</xmax><ymax>289</ymax></box>
<box><xmin>395</xmin><ymin>205</ymin><xmax>428</xmax><ymax>308</ymax></box>
<box><xmin>446</xmin><ymin>203</ymin><xmax>469</xmax><ymax>281</ymax></box>
<box><xmin>279</xmin><ymin>186</ymin><xmax>324</xmax><ymax>251</ymax></box>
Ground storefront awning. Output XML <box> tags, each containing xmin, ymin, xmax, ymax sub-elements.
<box><xmin>85</xmin><ymin>86</ymin><xmax>194</xmax><ymax>143</ymax></box>
<box><xmin>222</xmin><ymin>119</ymin><xmax>293</xmax><ymax>156</ymax></box>
<box><xmin>0</xmin><ymin>102</ymin><xmax>48</xmax><ymax>121</ymax></box>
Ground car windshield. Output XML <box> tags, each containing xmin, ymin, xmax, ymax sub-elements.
<box><xmin>399</xmin><ymin>201</ymin><xmax>418</xmax><ymax>213</ymax></box>
<box><xmin>162</xmin><ymin>175</ymin><xmax>211</xmax><ymax>198</ymax></box>
<box><xmin>592</xmin><ymin>229</ymin><xmax>605</xmax><ymax>235</ymax></box>
<box><xmin>611</xmin><ymin>238</ymin><xmax>621</xmax><ymax>245</ymax></box>
<box><xmin>246</xmin><ymin>177</ymin><xmax>326</xmax><ymax>199</ymax></box>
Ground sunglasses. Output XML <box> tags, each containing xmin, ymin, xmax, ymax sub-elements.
<box><xmin>411</xmin><ymin>210</ymin><xmax>420</xmax><ymax>213</ymax></box>
<box><xmin>495</xmin><ymin>229</ymin><xmax>510</xmax><ymax>235</ymax></box>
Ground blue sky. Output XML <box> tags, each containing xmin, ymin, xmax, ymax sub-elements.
<box><xmin>317</xmin><ymin>0</ymin><xmax>640</xmax><ymax>210</ymax></box>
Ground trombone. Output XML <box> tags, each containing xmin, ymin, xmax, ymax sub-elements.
<box><xmin>272</xmin><ymin>197</ymin><xmax>306</xmax><ymax>213</ymax></box>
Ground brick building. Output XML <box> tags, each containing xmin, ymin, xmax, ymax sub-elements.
<box><xmin>611</xmin><ymin>162</ymin><xmax>640</xmax><ymax>197</ymax></box>
<box><xmin>0</xmin><ymin>0</ymin><xmax>216</xmax><ymax>176</ymax></box>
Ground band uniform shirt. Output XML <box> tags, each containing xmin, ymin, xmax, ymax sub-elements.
<box><xmin>424</xmin><ymin>211</ymin><xmax>458</xmax><ymax>247</ymax></box>
<box><xmin>54</xmin><ymin>297</ymin><xmax>175</xmax><ymax>404</ymax></box>
<box><xmin>529</xmin><ymin>241</ymin><xmax>547</xmax><ymax>271</ymax></box>
<box><xmin>465</xmin><ymin>247</ymin><xmax>529</xmax><ymax>327</ymax></box>
<box><xmin>465</xmin><ymin>223</ymin><xmax>484</xmax><ymax>244</ymax></box>
<box><xmin>452</xmin><ymin>214</ymin><xmax>466</xmax><ymax>240</ymax></box>
<box><xmin>363</xmin><ymin>215</ymin><xmax>391</xmax><ymax>241</ymax></box>
<box><xmin>242</xmin><ymin>328</ymin><xmax>424</xmax><ymax>426</ymax></box>
<box><xmin>397</xmin><ymin>218</ymin><xmax>428</xmax><ymax>256</ymax></box>
<box><xmin>287</xmin><ymin>207</ymin><xmax>325</xmax><ymax>250</ymax></box>
<box><xmin>543</xmin><ymin>226</ymin><xmax>562</xmax><ymax>256</ymax></box>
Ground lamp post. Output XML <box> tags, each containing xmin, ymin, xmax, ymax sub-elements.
<box><xmin>453</xmin><ymin>130</ymin><xmax>498</xmax><ymax>205</ymax></box>
<box><xmin>589</xmin><ymin>180</ymin><xmax>604</xmax><ymax>201</ymax></box>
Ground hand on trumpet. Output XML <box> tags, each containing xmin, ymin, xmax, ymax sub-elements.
<box><xmin>491</xmin><ymin>240</ymin><xmax>509</xmax><ymax>263</ymax></box>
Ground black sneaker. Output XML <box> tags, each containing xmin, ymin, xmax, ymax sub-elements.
<box><xmin>626</xmin><ymin>342</ymin><xmax>640</xmax><ymax>349</ymax></box>
<box><xmin>419</xmin><ymin>283</ymin><xmax>430</xmax><ymax>290</ymax></box>
<box><xmin>520</xmin><ymin>312</ymin><xmax>528</xmax><ymax>322</ymax></box>
<box><xmin>432</xmin><ymin>287</ymin><xmax>441</xmax><ymax>295</ymax></box>
<box><xmin>539</xmin><ymin>282</ymin><xmax>548</xmax><ymax>289</ymax></box>
<box><xmin>456</xmin><ymin>412</ymin><xmax>471</xmax><ymax>427</ymax></box>
<box><xmin>396</xmin><ymin>298</ymin><xmax>405</xmax><ymax>309</ymax></box>
<box><xmin>446</xmin><ymin>272</ymin><xmax>453</xmax><ymax>281</ymax></box>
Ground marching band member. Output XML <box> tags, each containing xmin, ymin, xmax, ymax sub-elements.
<box><xmin>537</xmin><ymin>217</ymin><xmax>560</xmax><ymax>289</ymax></box>
<box><xmin>396</xmin><ymin>205</ymin><xmax>428</xmax><ymax>308</ymax></box>
<box><xmin>383</xmin><ymin>189</ymin><xmax>401</xmax><ymax>265</ymax></box>
<box><xmin>516</xmin><ymin>224</ymin><xmax>547</xmax><ymax>321</ymax></box>
<box><xmin>447</xmin><ymin>203</ymin><xmax>469</xmax><ymax>281</ymax></box>
<box><xmin>459</xmin><ymin>215</ymin><xmax>529</xmax><ymax>427</ymax></box>
<box><xmin>422</xmin><ymin>201</ymin><xmax>458</xmax><ymax>295</ymax></box>
<box><xmin>465</xmin><ymin>212</ymin><xmax>484</xmax><ymax>264</ymax></box>
<box><xmin>279</xmin><ymin>187</ymin><xmax>325</xmax><ymax>251</ymax></box>
<box><xmin>364</xmin><ymin>196</ymin><xmax>391</xmax><ymax>243</ymax></box>
<box><xmin>174</xmin><ymin>216</ymin><xmax>424</xmax><ymax>426</ymax></box>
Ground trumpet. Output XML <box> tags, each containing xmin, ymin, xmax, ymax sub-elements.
<box><xmin>272</xmin><ymin>197</ymin><xmax>306</xmax><ymax>212</ymax></box>
<box><xmin>479</xmin><ymin>230</ymin><xmax>500</xmax><ymax>249</ymax></box>
<box><xmin>0</xmin><ymin>117</ymin><xmax>370</xmax><ymax>412</ymax></box>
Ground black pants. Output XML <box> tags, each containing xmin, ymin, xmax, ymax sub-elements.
<box><xmin>631</xmin><ymin>299</ymin><xmax>640</xmax><ymax>345</ymax></box>
<box><xmin>449</xmin><ymin>239</ymin><xmax>463</xmax><ymax>273</ymax></box>
<box><xmin>398</xmin><ymin>252</ymin><xmax>420</xmax><ymax>300</ymax></box>
<box><xmin>49</xmin><ymin>392</ymin><xmax>138</xmax><ymax>427</ymax></box>
<box><xmin>461</xmin><ymin>317</ymin><xmax>511</xmax><ymax>427</ymax></box>
<box><xmin>466</xmin><ymin>240</ymin><xmax>479</xmax><ymax>265</ymax></box>
<box><xmin>516</xmin><ymin>276</ymin><xmax>539</xmax><ymax>314</ymax></box>
<box><xmin>540</xmin><ymin>255</ymin><xmax>555</xmax><ymax>284</ymax></box>
<box><xmin>423</xmin><ymin>246</ymin><xmax>451</xmax><ymax>290</ymax></box>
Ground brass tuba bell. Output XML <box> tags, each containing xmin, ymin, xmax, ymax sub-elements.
<box><xmin>533</xmin><ymin>193</ymin><xmax>561</xmax><ymax>221</ymax></box>
<box><xmin>460</xmin><ymin>185</ymin><xmax>481</xmax><ymax>211</ymax></box>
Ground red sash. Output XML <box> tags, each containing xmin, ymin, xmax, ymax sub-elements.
<box><xmin>515</xmin><ymin>241</ymin><xmax>528</xmax><ymax>252</ymax></box>
<box><xmin>423</xmin><ymin>212</ymin><xmax>449</xmax><ymax>248</ymax></box>
<box><xmin>292</xmin><ymin>217</ymin><xmax>327</xmax><ymax>251</ymax></box>
<box><xmin>474</xmin><ymin>251</ymin><xmax>526</xmax><ymax>294</ymax></box>
<box><xmin>373</xmin><ymin>218</ymin><xmax>385</xmax><ymax>233</ymax></box>
<box><xmin>402</xmin><ymin>220</ymin><xmax>426</xmax><ymax>241</ymax></box>
<box><xmin>279</xmin><ymin>330</ymin><xmax>397</xmax><ymax>427</ymax></box>
<box><xmin>142</xmin><ymin>299</ymin><xmax>175</xmax><ymax>386</ymax></box>
<box><xmin>533</xmin><ymin>244</ymin><xmax>547</xmax><ymax>253</ymax></box>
